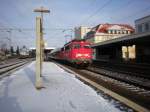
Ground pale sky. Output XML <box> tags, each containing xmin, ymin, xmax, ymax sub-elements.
<box><xmin>0</xmin><ymin>0</ymin><xmax>150</xmax><ymax>49</ymax></box>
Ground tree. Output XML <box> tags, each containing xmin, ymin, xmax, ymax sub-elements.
<box><xmin>16</xmin><ymin>46</ymin><xmax>20</xmax><ymax>55</ymax></box>
<box><xmin>4</xmin><ymin>48</ymin><xmax>9</xmax><ymax>55</ymax></box>
<box><xmin>10</xmin><ymin>46</ymin><xmax>14</xmax><ymax>56</ymax></box>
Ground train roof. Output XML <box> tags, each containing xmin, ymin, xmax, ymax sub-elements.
<box><xmin>49</xmin><ymin>48</ymin><xmax>61</xmax><ymax>54</ymax></box>
<box><xmin>64</xmin><ymin>39</ymin><xmax>88</xmax><ymax>46</ymax></box>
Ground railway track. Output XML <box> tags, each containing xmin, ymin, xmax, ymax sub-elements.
<box><xmin>87</xmin><ymin>66</ymin><xmax>150</xmax><ymax>90</ymax></box>
<box><xmin>92</xmin><ymin>60</ymin><xmax>150</xmax><ymax>79</ymax></box>
<box><xmin>53</xmin><ymin>61</ymin><xmax>150</xmax><ymax>111</ymax></box>
<box><xmin>0</xmin><ymin>58</ymin><xmax>33</xmax><ymax>78</ymax></box>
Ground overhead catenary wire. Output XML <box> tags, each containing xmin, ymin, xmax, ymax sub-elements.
<box><xmin>0</xmin><ymin>1</ymin><xmax>35</xmax><ymax>40</ymax></box>
<box><xmin>0</xmin><ymin>28</ymin><xmax>74</xmax><ymax>32</ymax></box>
<box><xmin>78</xmin><ymin>0</ymin><xmax>113</xmax><ymax>26</ymax></box>
<box><xmin>0</xmin><ymin>1</ymin><xmax>149</xmax><ymax>41</ymax></box>
<box><xmin>82</xmin><ymin>0</ymin><xmax>137</xmax><ymax>26</ymax></box>
<box><xmin>78</xmin><ymin>0</ymin><xmax>150</xmax><ymax>27</ymax></box>
<box><xmin>74</xmin><ymin>0</ymin><xmax>98</xmax><ymax>27</ymax></box>
<box><xmin>113</xmin><ymin>5</ymin><xmax>150</xmax><ymax>23</ymax></box>
<box><xmin>111</xmin><ymin>0</ymin><xmax>135</xmax><ymax>13</ymax></box>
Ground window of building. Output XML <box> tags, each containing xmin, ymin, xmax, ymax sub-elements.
<box><xmin>128</xmin><ymin>31</ymin><xmax>131</xmax><ymax>34</ymax></box>
<box><xmin>145</xmin><ymin>23</ymin><xmax>149</xmax><ymax>31</ymax></box>
<box><xmin>122</xmin><ymin>31</ymin><xmax>125</xmax><ymax>34</ymax></box>
<box><xmin>118</xmin><ymin>30</ymin><xmax>121</xmax><ymax>34</ymax></box>
<box><xmin>110</xmin><ymin>30</ymin><xmax>112</xmax><ymax>34</ymax></box>
<box><xmin>138</xmin><ymin>24</ymin><xmax>142</xmax><ymax>33</ymax></box>
<box><xmin>122</xmin><ymin>30</ymin><xmax>126</xmax><ymax>34</ymax></box>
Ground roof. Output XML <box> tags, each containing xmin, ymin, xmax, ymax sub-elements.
<box><xmin>85</xmin><ymin>23</ymin><xmax>135</xmax><ymax>39</ymax></box>
<box><xmin>29</xmin><ymin>47</ymin><xmax>55</xmax><ymax>50</ymax></box>
<box><xmin>50</xmin><ymin>48</ymin><xmax>61</xmax><ymax>54</ymax></box>
<box><xmin>92</xmin><ymin>23</ymin><xmax>134</xmax><ymax>33</ymax></box>
<box><xmin>64</xmin><ymin>39</ymin><xmax>86</xmax><ymax>46</ymax></box>
<box><xmin>44</xmin><ymin>47</ymin><xmax>55</xmax><ymax>50</ymax></box>
<box><xmin>91</xmin><ymin>31</ymin><xmax>150</xmax><ymax>47</ymax></box>
<box><xmin>135</xmin><ymin>15</ymin><xmax>150</xmax><ymax>22</ymax></box>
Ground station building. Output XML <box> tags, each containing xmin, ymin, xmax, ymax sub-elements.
<box><xmin>29</xmin><ymin>47</ymin><xmax>55</xmax><ymax>60</ymax></box>
<box><xmin>91</xmin><ymin>15</ymin><xmax>150</xmax><ymax>63</ymax></box>
<box><xmin>84</xmin><ymin>23</ymin><xmax>134</xmax><ymax>44</ymax></box>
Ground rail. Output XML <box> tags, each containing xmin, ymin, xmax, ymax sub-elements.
<box><xmin>0</xmin><ymin>59</ymin><xmax>33</xmax><ymax>76</ymax></box>
<box><xmin>55</xmin><ymin>61</ymin><xmax>150</xmax><ymax>112</ymax></box>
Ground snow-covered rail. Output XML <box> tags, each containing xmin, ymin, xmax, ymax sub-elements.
<box><xmin>0</xmin><ymin>59</ymin><xmax>33</xmax><ymax>76</ymax></box>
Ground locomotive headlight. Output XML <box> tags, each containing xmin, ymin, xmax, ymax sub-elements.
<box><xmin>76</xmin><ymin>54</ymin><xmax>82</xmax><ymax>57</ymax></box>
<box><xmin>84</xmin><ymin>54</ymin><xmax>89</xmax><ymax>57</ymax></box>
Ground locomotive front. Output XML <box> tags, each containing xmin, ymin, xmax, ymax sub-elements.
<box><xmin>70</xmin><ymin>41</ymin><xmax>93</xmax><ymax>67</ymax></box>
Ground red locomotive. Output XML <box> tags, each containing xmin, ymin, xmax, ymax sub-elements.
<box><xmin>49</xmin><ymin>39</ymin><xmax>93</xmax><ymax>67</ymax></box>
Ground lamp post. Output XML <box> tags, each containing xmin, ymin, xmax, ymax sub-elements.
<box><xmin>33</xmin><ymin>7</ymin><xmax>50</xmax><ymax>89</ymax></box>
<box><xmin>34</xmin><ymin>6</ymin><xmax>50</xmax><ymax>31</ymax></box>
<box><xmin>34</xmin><ymin>6</ymin><xmax>50</xmax><ymax>67</ymax></box>
<box><xmin>34</xmin><ymin>6</ymin><xmax>50</xmax><ymax>59</ymax></box>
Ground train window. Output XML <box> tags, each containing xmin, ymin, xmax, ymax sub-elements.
<box><xmin>73</xmin><ymin>44</ymin><xmax>81</xmax><ymax>49</ymax></box>
<box><xmin>61</xmin><ymin>48</ymin><xmax>64</xmax><ymax>51</ymax></box>
<box><xmin>84</xmin><ymin>45</ymin><xmax>91</xmax><ymax>49</ymax></box>
<box><xmin>65</xmin><ymin>46</ymin><xmax>70</xmax><ymax>50</ymax></box>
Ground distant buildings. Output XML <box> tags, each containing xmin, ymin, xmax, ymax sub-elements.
<box><xmin>74</xmin><ymin>26</ymin><xmax>92</xmax><ymax>40</ymax></box>
<box><xmin>0</xmin><ymin>49</ymin><xmax>5</xmax><ymax>60</ymax></box>
<box><xmin>135</xmin><ymin>15</ymin><xmax>150</xmax><ymax>33</ymax></box>
<box><xmin>29</xmin><ymin>47</ymin><xmax>55</xmax><ymax>59</ymax></box>
<box><xmin>20</xmin><ymin>46</ymin><xmax>29</xmax><ymax>56</ymax></box>
<box><xmin>84</xmin><ymin>23</ymin><xmax>134</xmax><ymax>44</ymax></box>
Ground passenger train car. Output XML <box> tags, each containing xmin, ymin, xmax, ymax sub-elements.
<box><xmin>49</xmin><ymin>39</ymin><xmax>93</xmax><ymax>67</ymax></box>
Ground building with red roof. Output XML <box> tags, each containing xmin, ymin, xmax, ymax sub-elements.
<box><xmin>85</xmin><ymin>23</ymin><xmax>135</xmax><ymax>44</ymax></box>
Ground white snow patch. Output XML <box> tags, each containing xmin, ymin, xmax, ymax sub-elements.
<box><xmin>0</xmin><ymin>61</ymin><xmax>123</xmax><ymax>112</ymax></box>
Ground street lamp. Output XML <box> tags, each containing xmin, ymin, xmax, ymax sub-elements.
<box><xmin>34</xmin><ymin>6</ymin><xmax>50</xmax><ymax>26</ymax></box>
<box><xmin>33</xmin><ymin>6</ymin><xmax>50</xmax><ymax>62</ymax></box>
<box><xmin>33</xmin><ymin>6</ymin><xmax>50</xmax><ymax>89</ymax></box>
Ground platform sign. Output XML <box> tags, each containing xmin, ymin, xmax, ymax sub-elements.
<box><xmin>35</xmin><ymin>17</ymin><xmax>43</xmax><ymax>89</ymax></box>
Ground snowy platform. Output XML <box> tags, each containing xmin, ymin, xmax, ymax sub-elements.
<box><xmin>0</xmin><ymin>62</ymin><xmax>123</xmax><ymax>112</ymax></box>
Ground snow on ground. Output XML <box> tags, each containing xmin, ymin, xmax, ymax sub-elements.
<box><xmin>0</xmin><ymin>61</ymin><xmax>123</xmax><ymax>112</ymax></box>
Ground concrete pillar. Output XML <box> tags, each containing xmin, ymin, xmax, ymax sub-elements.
<box><xmin>122</xmin><ymin>46</ymin><xmax>129</xmax><ymax>61</ymax></box>
<box><xmin>35</xmin><ymin>17</ymin><xmax>42</xmax><ymax>89</ymax></box>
